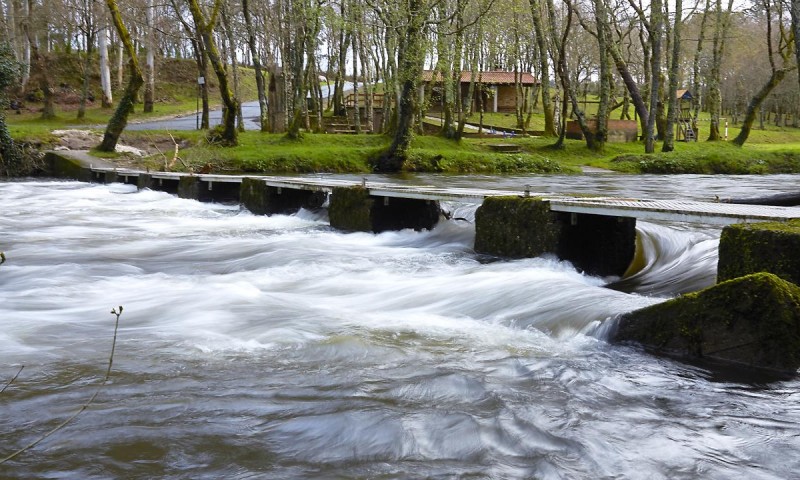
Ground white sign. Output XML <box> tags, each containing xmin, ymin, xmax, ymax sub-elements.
<box><xmin>197</xmin><ymin>76</ymin><xmax>205</xmax><ymax>85</ymax></box>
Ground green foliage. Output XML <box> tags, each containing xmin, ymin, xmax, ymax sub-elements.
<box><xmin>610</xmin><ymin>147</ymin><xmax>800</xmax><ymax>174</ymax></box>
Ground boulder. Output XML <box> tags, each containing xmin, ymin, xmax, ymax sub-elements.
<box><xmin>615</xmin><ymin>272</ymin><xmax>800</xmax><ymax>374</ymax></box>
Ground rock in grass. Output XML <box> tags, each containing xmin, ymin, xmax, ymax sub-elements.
<box><xmin>718</xmin><ymin>220</ymin><xmax>800</xmax><ymax>285</ymax></box>
<box><xmin>615</xmin><ymin>272</ymin><xmax>800</xmax><ymax>374</ymax></box>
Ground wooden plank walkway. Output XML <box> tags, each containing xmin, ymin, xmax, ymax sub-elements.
<box><xmin>94</xmin><ymin>167</ymin><xmax>800</xmax><ymax>226</ymax></box>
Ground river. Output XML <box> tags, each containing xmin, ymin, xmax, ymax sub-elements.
<box><xmin>2</xmin><ymin>174</ymin><xmax>799</xmax><ymax>478</ymax></box>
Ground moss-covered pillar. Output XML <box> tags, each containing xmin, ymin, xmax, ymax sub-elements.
<box><xmin>178</xmin><ymin>176</ymin><xmax>200</xmax><ymax>200</ymax></box>
<box><xmin>137</xmin><ymin>173</ymin><xmax>153</xmax><ymax>190</ymax></box>
<box><xmin>240</xmin><ymin>178</ymin><xmax>326</xmax><ymax>215</ymax></box>
<box><xmin>718</xmin><ymin>220</ymin><xmax>800</xmax><ymax>285</ymax></box>
<box><xmin>615</xmin><ymin>272</ymin><xmax>800</xmax><ymax>374</ymax></box>
<box><xmin>328</xmin><ymin>186</ymin><xmax>440</xmax><ymax>233</ymax></box>
<box><xmin>103</xmin><ymin>171</ymin><xmax>119</xmax><ymax>184</ymax></box>
<box><xmin>43</xmin><ymin>152</ymin><xmax>92</xmax><ymax>182</ymax></box>
<box><xmin>474</xmin><ymin>196</ymin><xmax>635</xmax><ymax>277</ymax></box>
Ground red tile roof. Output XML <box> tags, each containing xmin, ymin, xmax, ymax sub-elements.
<box><xmin>421</xmin><ymin>70</ymin><xmax>538</xmax><ymax>85</ymax></box>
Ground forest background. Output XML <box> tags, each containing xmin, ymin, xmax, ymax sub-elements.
<box><xmin>0</xmin><ymin>0</ymin><xmax>798</xmax><ymax>175</ymax></box>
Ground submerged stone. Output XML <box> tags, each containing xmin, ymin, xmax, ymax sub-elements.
<box><xmin>615</xmin><ymin>272</ymin><xmax>800</xmax><ymax>374</ymax></box>
<box><xmin>718</xmin><ymin>220</ymin><xmax>800</xmax><ymax>285</ymax></box>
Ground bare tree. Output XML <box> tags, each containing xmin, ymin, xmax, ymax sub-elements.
<box><xmin>732</xmin><ymin>0</ymin><xmax>796</xmax><ymax>146</ymax></box>
<box><xmin>185</xmin><ymin>0</ymin><xmax>239</xmax><ymax>145</ymax></box>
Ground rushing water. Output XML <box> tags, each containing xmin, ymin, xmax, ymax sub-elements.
<box><xmin>2</xmin><ymin>175</ymin><xmax>800</xmax><ymax>479</ymax></box>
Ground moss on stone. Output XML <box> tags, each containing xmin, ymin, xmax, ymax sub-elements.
<box><xmin>44</xmin><ymin>152</ymin><xmax>91</xmax><ymax>181</ymax></box>
<box><xmin>240</xmin><ymin>178</ymin><xmax>269</xmax><ymax>214</ymax></box>
<box><xmin>474</xmin><ymin>196</ymin><xmax>561</xmax><ymax>258</ymax></box>
<box><xmin>474</xmin><ymin>196</ymin><xmax>635</xmax><ymax>276</ymax></box>
<box><xmin>178</xmin><ymin>176</ymin><xmax>200</xmax><ymax>200</ymax></box>
<box><xmin>616</xmin><ymin>272</ymin><xmax>800</xmax><ymax>373</ymax></box>
<box><xmin>137</xmin><ymin>173</ymin><xmax>153</xmax><ymax>190</ymax></box>
<box><xmin>328</xmin><ymin>186</ymin><xmax>373</xmax><ymax>232</ymax></box>
<box><xmin>718</xmin><ymin>220</ymin><xmax>800</xmax><ymax>285</ymax></box>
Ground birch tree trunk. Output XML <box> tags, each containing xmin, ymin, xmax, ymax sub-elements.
<box><xmin>99</xmin><ymin>20</ymin><xmax>113</xmax><ymax>107</ymax></box>
<box><xmin>144</xmin><ymin>0</ymin><xmax>155</xmax><ymax>113</ymax></box>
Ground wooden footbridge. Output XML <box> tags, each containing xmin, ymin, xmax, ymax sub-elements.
<box><xmin>98</xmin><ymin>167</ymin><xmax>800</xmax><ymax>226</ymax></box>
<box><xmin>46</xmin><ymin>152</ymin><xmax>800</xmax><ymax>277</ymax></box>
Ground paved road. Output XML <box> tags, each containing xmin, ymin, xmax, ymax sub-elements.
<box><xmin>127</xmin><ymin>82</ymin><xmax>349</xmax><ymax>132</ymax></box>
<box><xmin>126</xmin><ymin>100</ymin><xmax>263</xmax><ymax>131</ymax></box>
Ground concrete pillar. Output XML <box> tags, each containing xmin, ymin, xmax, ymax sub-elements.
<box><xmin>178</xmin><ymin>176</ymin><xmax>201</xmax><ymax>200</ymax></box>
<box><xmin>103</xmin><ymin>171</ymin><xmax>119</xmax><ymax>184</ymax></box>
<box><xmin>492</xmin><ymin>85</ymin><xmax>498</xmax><ymax>113</ymax></box>
<box><xmin>474</xmin><ymin>196</ymin><xmax>635</xmax><ymax>277</ymax></box>
<box><xmin>43</xmin><ymin>152</ymin><xmax>91</xmax><ymax>182</ymax></box>
<box><xmin>137</xmin><ymin>173</ymin><xmax>153</xmax><ymax>190</ymax></box>
<box><xmin>328</xmin><ymin>186</ymin><xmax>439</xmax><ymax>233</ymax></box>
<box><xmin>240</xmin><ymin>178</ymin><xmax>326</xmax><ymax>215</ymax></box>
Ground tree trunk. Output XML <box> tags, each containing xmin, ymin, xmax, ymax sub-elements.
<box><xmin>99</xmin><ymin>0</ymin><xmax>144</xmax><ymax>152</ymax></box>
<box><xmin>529</xmin><ymin>0</ymin><xmax>556</xmax><ymax>136</ymax></box>
<box><xmin>707</xmin><ymin>0</ymin><xmax>735</xmax><ymax>141</ymax></box>
<box><xmin>378</xmin><ymin>0</ymin><xmax>426</xmax><ymax>172</ymax></box>
<box><xmin>99</xmin><ymin>21</ymin><xmax>113</xmax><ymax>107</ymax></box>
<box><xmin>242</xmin><ymin>0</ymin><xmax>269</xmax><ymax>131</ymax></box>
<box><xmin>22</xmin><ymin>8</ymin><xmax>55</xmax><ymax>119</ymax></box>
<box><xmin>591</xmin><ymin>0</ymin><xmax>612</xmax><ymax>151</ymax></box>
<box><xmin>645</xmin><ymin>0</ymin><xmax>663</xmax><ymax>152</ymax></box>
<box><xmin>187</xmin><ymin>0</ymin><xmax>239</xmax><ymax>146</ymax></box>
<box><xmin>662</xmin><ymin>0</ymin><xmax>682</xmax><ymax>152</ymax></box>
<box><xmin>791</xmin><ymin>0</ymin><xmax>800</xmax><ymax>100</ymax></box>
<box><xmin>221</xmin><ymin>4</ymin><xmax>243</xmax><ymax>132</ymax></box>
<box><xmin>732</xmin><ymin>69</ymin><xmax>788</xmax><ymax>146</ymax></box>
<box><xmin>143</xmin><ymin>0</ymin><xmax>155</xmax><ymax>113</ymax></box>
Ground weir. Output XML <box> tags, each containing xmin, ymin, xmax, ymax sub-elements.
<box><xmin>44</xmin><ymin>152</ymin><xmax>800</xmax><ymax>277</ymax></box>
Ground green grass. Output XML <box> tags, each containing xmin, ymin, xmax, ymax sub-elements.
<box><xmin>6</xmin><ymin>56</ymin><xmax>800</xmax><ymax>175</ymax></box>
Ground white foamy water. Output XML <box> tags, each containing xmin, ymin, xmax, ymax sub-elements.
<box><xmin>2</xmin><ymin>178</ymin><xmax>800</xmax><ymax>479</ymax></box>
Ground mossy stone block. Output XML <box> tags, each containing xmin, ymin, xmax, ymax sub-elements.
<box><xmin>240</xmin><ymin>178</ymin><xmax>270</xmax><ymax>214</ymax></box>
<box><xmin>137</xmin><ymin>173</ymin><xmax>153</xmax><ymax>190</ymax></box>
<box><xmin>329</xmin><ymin>186</ymin><xmax>373</xmax><ymax>232</ymax></box>
<box><xmin>178</xmin><ymin>176</ymin><xmax>200</xmax><ymax>200</ymax></box>
<box><xmin>616</xmin><ymin>272</ymin><xmax>800</xmax><ymax>373</ymax></box>
<box><xmin>718</xmin><ymin>220</ymin><xmax>800</xmax><ymax>285</ymax></box>
<box><xmin>44</xmin><ymin>152</ymin><xmax>91</xmax><ymax>182</ymax></box>
<box><xmin>474</xmin><ymin>196</ymin><xmax>561</xmax><ymax>258</ymax></box>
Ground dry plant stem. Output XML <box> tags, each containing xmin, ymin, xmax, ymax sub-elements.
<box><xmin>0</xmin><ymin>307</ymin><xmax>123</xmax><ymax>464</ymax></box>
<box><xmin>1</xmin><ymin>365</ymin><xmax>24</xmax><ymax>394</ymax></box>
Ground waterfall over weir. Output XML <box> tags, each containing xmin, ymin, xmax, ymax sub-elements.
<box><xmin>2</xmin><ymin>177</ymin><xmax>800</xmax><ymax>479</ymax></box>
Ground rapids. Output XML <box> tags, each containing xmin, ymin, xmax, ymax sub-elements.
<box><xmin>1</xmin><ymin>175</ymin><xmax>799</xmax><ymax>479</ymax></box>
